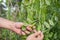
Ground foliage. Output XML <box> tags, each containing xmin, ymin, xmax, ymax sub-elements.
<box><xmin>0</xmin><ymin>0</ymin><xmax>60</xmax><ymax>40</ymax></box>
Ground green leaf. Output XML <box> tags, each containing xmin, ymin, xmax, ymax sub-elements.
<box><xmin>0</xmin><ymin>0</ymin><xmax>1</xmax><ymax>2</ymax></box>
<box><xmin>44</xmin><ymin>21</ymin><xmax>50</xmax><ymax>28</ymax></box>
<box><xmin>45</xmin><ymin>0</ymin><xmax>50</xmax><ymax>5</ymax></box>
<box><xmin>55</xmin><ymin>16</ymin><xmax>58</xmax><ymax>22</ymax></box>
<box><xmin>49</xmin><ymin>20</ymin><xmax>54</xmax><ymax>26</ymax></box>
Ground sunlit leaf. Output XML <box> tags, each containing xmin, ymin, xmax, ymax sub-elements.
<box><xmin>49</xmin><ymin>20</ymin><xmax>54</xmax><ymax>26</ymax></box>
<box><xmin>45</xmin><ymin>0</ymin><xmax>50</xmax><ymax>5</ymax></box>
<box><xmin>44</xmin><ymin>21</ymin><xmax>50</xmax><ymax>28</ymax></box>
<box><xmin>0</xmin><ymin>0</ymin><xmax>1</xmax><ymax>1</ymax></box>
<box><xmin>55</xmin><ymin>16</ymin><xmax>58</xmax><ymax>22</ymax></box>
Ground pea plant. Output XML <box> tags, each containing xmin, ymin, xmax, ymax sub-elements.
<box><xmin>0</xmin><ymin>0</ymin><xmax>60</xmax><ymax>40</ymax></box>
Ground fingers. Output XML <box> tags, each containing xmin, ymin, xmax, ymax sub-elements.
<box><xmin>34</xmin><ymin>31</ymin><xmax>44</xmax><ymax>40</ymax></box>
<box><xmin>26</xmin><ymin>25</ymin><xmax>37</xmax><ymax>33</ymax></box>
<box><xmin>24</xmin><ymin>30</ymin><xmax>30</xmax><ymax>34</ymax></box>
<box><xmin>14</xmin><ymin>24</ymin><xmax>36</xmax><ymax>35</ymax></box>
<box><xmin>27</xmin><ymin>31</ymin><xmax>41</xmax><ymax>38</ymax></box>
<box><xmin>38</xmin><ymin>32</ymin><xmax>44</xmax><ymax>40</ymax></box>
<box><xmin>13</xmin><ymin>28</ymin><xmax>27</xmax><ymax>35</ymax></box>
<box><xmin>15</xmin><ymin>22</ymin><xmax>36</xmax><ymax>32</ymax></box>
<box><xmin>21</xmin><ymin>31</ymin><xmax>26</xmax><ymax>35</ymax></box>
<box><xmin>26</xmin><ymin>25</ymin><xmax>32</xmax><ymax>31</ymax></box>
<box><xmin>33</xmin><ymin>29</ymin><xmax>37</xmax><ymax>33</ymax></box>
<box><xmin>14</xmin><ymin>22</ymin><xmax>38</xmax><ymax>35</ymax></box>
<box><xmin>21</xmin><ymin>25</ymin><xmax>37</xmax><ymax>35</ymax></box>
<box><xmin>29</xmin><ymin>31</ymin><xmax>44</xmax><ymax>40</ymax></box>
<box><xmin>13</xmin><ymin>28</ymin><xmax>22</xmax><ymax>35</ymax></box>
<box><xmin>33</xmin><ymin>31</ymin><xmax>41</xmax><ymax>37</ymax></box>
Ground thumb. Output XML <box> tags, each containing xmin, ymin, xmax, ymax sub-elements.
<box><xmin>33</xmin><ymin>31</ymin><xmax>41</xmax><ymax>37</ymax></box>
<box><xmin>30</xmin><ymin>31</ymin><xmax>41</xmax><ymax>37</ymax></box>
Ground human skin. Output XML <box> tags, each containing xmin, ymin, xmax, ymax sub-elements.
<box><xmin>26</xmin><ymin>31</ymin><xmax>44</xmax><ymax>40</ymax></box>
<box><xmin>0</xmin><ymin>17</ymin><xmax>44</xmax><ymax>40</ymax></box>
<box><xmin>0</xmin><ymin>17</ymin><xmax>33</xmax><ymax>35</ymax></box>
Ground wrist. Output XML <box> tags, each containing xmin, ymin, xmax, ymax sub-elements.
<box><xmin>8</xmin><ymin>22</ymin><xmax>15</xmax><ymax>30</ymax></box>
<box><xmin>0</xmin><ymin>17</ymin><xmax>15</xmax><ymax>29</ymax></box>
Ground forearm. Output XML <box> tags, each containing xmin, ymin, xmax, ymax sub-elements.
<box><xmin>0</xmin><ymin>17</ymin><xmax>15</xmax><ymax>29</ymax></box>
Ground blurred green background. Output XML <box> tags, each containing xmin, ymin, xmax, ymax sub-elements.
<box><xmin>0</xmin><ymin>0</ymin><xmax>60</xmax><ymax>40</ymax></box>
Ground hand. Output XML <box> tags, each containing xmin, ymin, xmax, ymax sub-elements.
<box><xmin>26</xmin><ymin>31</ymin><xmax>44</xmax><ymax>40</ymax></box>
<box><xmin>9</xmin><ymin>22</ymin><xmax>37</xmax><ymax>35</ymax></box>
<box><xmin>10</xmin><ymin>22</ymin><xmax>25</xmax><ymax>35</ymax></box>
<box><xmin>0</xmin><ymin>18</ymin><xmax>37</xmax><ymax>35</ymax></box>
